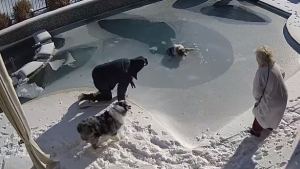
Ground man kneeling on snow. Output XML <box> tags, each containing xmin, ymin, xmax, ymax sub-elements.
<box><xmin>78</xmin><ymin>56</ymin><xmax>148</xmax><ymax>102</ymax></box>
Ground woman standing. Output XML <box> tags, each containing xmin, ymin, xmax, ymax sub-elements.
<box><xmin>251</xmin><ymin>46</ymin><xmax>288</xmax><ymax>137</ymax></box>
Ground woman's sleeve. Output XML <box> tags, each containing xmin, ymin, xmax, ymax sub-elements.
<box><xmin>253</xmin><ymin>70</ymin><xmax>265</xmax><ymax>102</ymax></box>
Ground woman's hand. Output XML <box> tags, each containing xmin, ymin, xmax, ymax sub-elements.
<box><xmin>280</xmin><ymin>69</ymin><xmax>285</xmax><ymax>79</ymax></box>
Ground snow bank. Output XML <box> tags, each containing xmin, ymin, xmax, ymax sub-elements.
<box><xmin>259</xmin><ymin>0</ymin><xmax>298</xmax><ymax>15</ymax></box>
<box><xmin>0</xmin><ymin>89</ymin><xmax>299</xmax><ymax>169</ymax></box>
<box><xmin>15</xmin><ymin>83</ymin><xmax>44</xmax><ymax>99</ymax></box>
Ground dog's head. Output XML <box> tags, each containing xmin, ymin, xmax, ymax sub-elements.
<box><xmin>174</xmin><ymin>44</ymin><xmax>188</xmax><ymax>57</ymax></box>
<box><xmin>77</xmin><ymin>120</ymin><xmax>93</xmax><ymax>141</ymax></box>
<box><xmin>177</xmin><ymin>49</ymin><xmax>187</xmax><ymax>57</ymax></box>
<box><xmin>77</xmin><ymin>118</ymin><xmax>100</xmax><ymax>142</ymax></box>
<box><xmin>112</xmin><ymin>100</ymin><xmax>131</xmax><ymax>116</ymax></box>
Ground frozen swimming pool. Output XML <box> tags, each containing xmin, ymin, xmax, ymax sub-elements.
<box><xmin>26</xmin><ymin>0</ymin><xmax>300</xmax><ymax>146</ymax></box>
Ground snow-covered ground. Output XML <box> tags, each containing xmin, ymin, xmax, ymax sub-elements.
<box><xmin>259</xmin><ymin>0</ymin><xmax>299</xmax><ymax>15</ymax></box>
<box><xmin>1</xmin><ymin>69</ymin><xmax>300</xmax><ymax>168</ymax></box>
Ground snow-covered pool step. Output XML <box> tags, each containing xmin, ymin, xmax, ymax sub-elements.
<box><xmin>286</xmin><ymin>11</ymin><xmax>300</xmax><ymax>45</ymax></box>
<box><xmin>259</xmin><ymin>0</ymin><xmax>299</xmax><ymax>14</ymax></box>
<box><xmin>259</xmin><ymin>0</ymin><xmax>300</xmax><ymax>45</ymax></box>
<box><xmin>16</xmin><ymin>83</ymin><xmax>44</xmax><ymax>99</ymax></box>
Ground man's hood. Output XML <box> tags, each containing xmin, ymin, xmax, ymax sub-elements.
<box><xmin>128</xmin><ymin>56</ymin><xmax>148</xmax><ymax>79</ymax></box>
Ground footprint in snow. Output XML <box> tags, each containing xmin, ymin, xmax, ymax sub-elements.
<box><xmin>287</xmin><ymin>139</ymin><xmax>294</xmax><ymax>144</ymax></box>
<box><xmin>275</xmin><ymin>145</ymin><xmax>284</xmax><ymax>151</ymax></box>
<box><xmin>275</xmin><ymin>139</ymin><xmax>281</xmax><ymax>143</ymax></box>
<box><xmin>278</xmin><ymin>162</ymin><xmax>287</xmax><ymax>167</ymax></box>
<box><xmin>262</xmin><ymin>151</ymin><xmax>268</xmax><ymax>156</ymax></box>
<box><xmin>284</xmin><ymin>129</ymin><xmax>291</xmax><ymax>134</ymax></box>
<box><xmin>0</xmin><ymin>132</ymin><xmax>9</xmax><ymax>135</ymax></box>
<box><xmin>162</xmin><ymin>131</ymin><xmax>168</xmax><ymax>135</ymax></box>
<box><xmin>254</xmin><ymin>155</ymin><xmax>262</xmax><ymax>160</ymax></box>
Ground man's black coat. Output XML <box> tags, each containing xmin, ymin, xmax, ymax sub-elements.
<box><xmin>92</xmin><ymin>56</ymin><xmax>148</xmax><ymax>101</ymax></box>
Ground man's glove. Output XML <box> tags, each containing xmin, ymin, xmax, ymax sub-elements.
<box><xmin>130</xmin><ymin>81</ymin><xmax>136</xmax><ymax>88</ymax></box>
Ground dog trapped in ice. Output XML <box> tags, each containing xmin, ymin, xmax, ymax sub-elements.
<box><xmin>77</xmin><ymin>100</ymin><xmax>131</xmax><ymax>149</ymax></box>
<box><xmin>166</xmin><ymin>44</ymin><xmax>195</xmax><ymax>59</ymax></box>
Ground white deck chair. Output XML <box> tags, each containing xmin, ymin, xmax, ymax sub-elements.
<box><xmin>32</xmin><ymin>29</ymin><xmax>52</xmax><ymax>47</ymax></box>
<box><xmin>33</xmin><ymin>42</ymin><xmax>55</xmax><ymax>62</ymax></box>
<box><xmin>11</xmin><ymin>61</ymin><xmax>44</xmax><ymax>85</ymax></box>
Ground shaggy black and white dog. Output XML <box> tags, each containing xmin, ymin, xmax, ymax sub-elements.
<box><xmin>77</xmin><ymin>100</ymin><xmax>131</xmax><ymax>149</ymax></box>
<box><xmin>166</xmin><ymin>44</ymin><xmax>195</xmax><ymax>59</ymax></box>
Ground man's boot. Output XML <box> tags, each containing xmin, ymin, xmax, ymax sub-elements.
<box><xmin>78</xmin><ymin>93</ymin><xmax>97</xmax><ymax>102</ymax></box>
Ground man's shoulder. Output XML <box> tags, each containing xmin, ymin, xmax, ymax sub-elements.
<box><xmin>95</xmin><ymin>58</ymin><xmax>129</xmax><ymax>67</ymax></box>
<box><xmin>113</xmin><ymin>58</ymin><xmax>130</xmax><ymax>64</ymax></box>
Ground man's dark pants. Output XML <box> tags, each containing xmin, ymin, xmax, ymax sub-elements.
<box><xmin>81</xmin><ymin>81</ymin><xmax>113</xmax><ymax>101</ymax></box>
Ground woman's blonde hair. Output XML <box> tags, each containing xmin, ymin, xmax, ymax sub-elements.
<box><xmin>255</xmin><ymin>45</ymin><xmax>275</xmax><ymax>67</ymax></box>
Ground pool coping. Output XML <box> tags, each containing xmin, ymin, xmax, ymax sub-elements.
<box><xmin>258</xmin><ymin>0</ymin><xmax>300</xmax><ymax>45</ymax></box>
<box><xmin>0</xmin><ymin>0</ymin><xmax>161</xmax><ymax>48</ymax></box>
<box><xmin>286</xmin><ymin>11</ymin><xmax>300</xmax><ymax>46</ymax></box>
